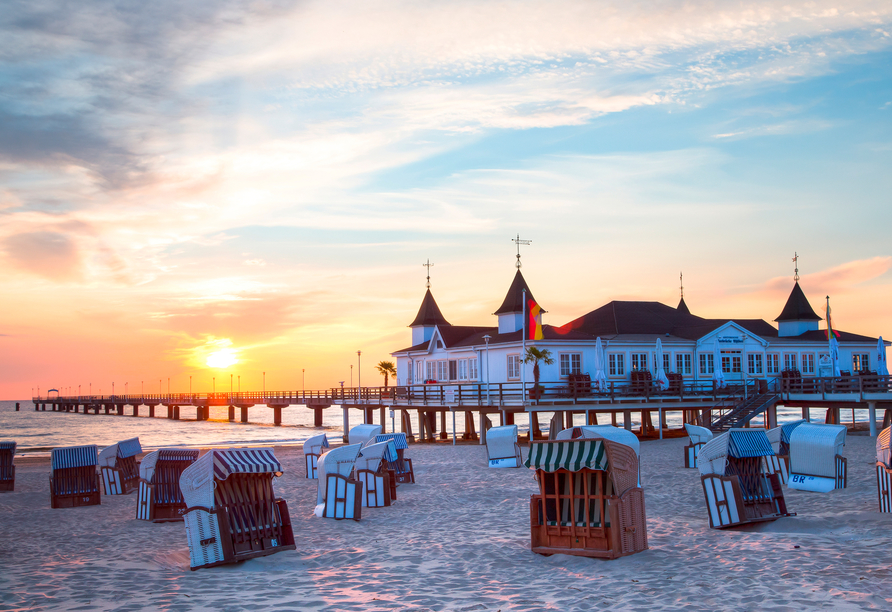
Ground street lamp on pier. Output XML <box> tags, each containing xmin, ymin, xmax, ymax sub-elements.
<box><xmin>357</xmin><ymin>351</ymin><xmax>362</xmax><ymax>401</ymax></box>
<box><xmin>483</xmin><ymin>334</ymin><xmax>492</xmax><ymax>405</ymax></box>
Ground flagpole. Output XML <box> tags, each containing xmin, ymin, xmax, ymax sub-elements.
<box><xmin>522</xmin><ymin>288</ymin><xmax>527</xmax><ymax>408</ymax></box>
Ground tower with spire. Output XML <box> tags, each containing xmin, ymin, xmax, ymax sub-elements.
<box><xmin>775</xmin><ymin>253</ymin><xmax>821</xmax><ymax>337</ymax></box>
<box><xmin>409</xmin><ymin>260</ymin><xmax>451</xmax><ymax>345</ymax></box>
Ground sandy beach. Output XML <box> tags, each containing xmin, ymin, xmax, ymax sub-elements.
<box><xmin>2</xmin><ymin>433</ymin><xmax>891</xmax><ymax>611</ymax></box>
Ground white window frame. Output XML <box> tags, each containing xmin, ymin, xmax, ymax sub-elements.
<box><xmin>662</xmin><ymin>353</ymin><xmax>671</xmax><ymax>373</ymax></box>
<box><xmin>784</xmin><ymin>353</ymin><xmax>798</xmax><ymax>371</ymax></box>
<box><xmin>699</xmin><ymin>354</ymin><xmax>714</xmax><ymax>375</ymax></box>
<box><xmin>676</xmin><ymin>354</ymin><xmax>692</xmax><ymax>375</ymax></box>
<box><xmin>853</xmin><ymin>353</ymin><xmax>869</xmax><ymax>372</ymax></box>
<box><xmin>425</xmin><ymin>361</ymin><xmax>435</xmax><ymax>382</ymax></box>
<box><xmin>801</xmin><ymin>353</ymin><xmax>815</xmax><ymax>375</ymax></box>
<box><xmin>608</xmin><ymin>354</ymin><xmax>625</xmax><ymax>377</ymax></box>
<box><xmin>458</xmin><ymin>359</ymin><xmax>468</xmax><ymax>381</ymax></box>
<box><xmin>631</xmin><ymin>353</ymin><xmax>648</xmax><ymax>372</ymax></box>
<box><xmin>559</xmin><ymin>353</ymin><xmax>582</xmax><ymax>377</ymax></box>
<box><xmin>437</xmin><ymin>360</ymin><xmax>448</xmax><ymax>381</ymax></box>
<box><xmin>507</xmin><ymin>354</ymin><xmax>520</xmax><ymax>380</ymax></box>
<box><xmin>748</xmin><ymin>354</ymin><xmax>763</xmax><ymax>375</ymax></box>
<box><xmin>766</xmin><ymin>354</ymin><xmax>780</xmax><ymax>374</ymax></box>
<box><xmin>469</xmin><ymin>357</ymin><xmax>478</xmax><ymax>381</ymax></box>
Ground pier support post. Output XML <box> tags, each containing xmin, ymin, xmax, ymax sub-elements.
<box><xmin>364</xmin><ymin>407</ymin><xmax>373</xmax><ymax>425</ymax></box>
<box><xmin>401</xmin><ymin>409</ymin><xmax>415</xmax><ymax>442</ymax></box>
<box><xmin>314</xmin><ymin>408</ymin><xmax>323</xmax><ymax>427</ymax></box>
<box><xmin>342</xmin><ymin>407</ymin><xmax>350</xmax><ymax>443</ymax></box>
<box><xmin>228</xmin><ymin>405</ymin><xmax>235</xmax><ymax>421</ymax></box>
<box><xmin>380</xmin><ymin>406</ymin><xmax>386</xmax><ymax>433</ymax></box>
<box><xmin>623</xmin><ymin>410</ymin><xmax>632</xmax><ymax>431</ymax></box>
<box><xmin>149</xmin><ymin>405</ymin><xmax>155</xmax><ymax>418</ymax></box>
<box><xmin>440</xmin><ymin>410</ymin><xmax>448</xmax><ymax>440</ymax></box>
<box><xmin>529</xmin><ymin>411</ymin><xmax>541</xmax><ymax>440</ymax></box>
<box><xmin>15</xmin><ymin>402</ymin><xmax>19</xmax><ymax>411</ymax></box>
<box><xmin>868</xmin><ymin>401</ymin><xmax>877</xmax><ymax>437</ymax></box>
<box><xmin>240</xmin><ymin>406</ymin><xmax>249</xmax><ymax>423</ymax></box>
<box><xmin>173</xmin><ymin>405</ymin><xmax>180</xmax><ymax>420</ymax></box>
<box><xmin>167</xmin><ymin>405</ymin><xmax>173</xmax><ymax>419</ymax></box>
<box><xmin>272</xmin><ymin>405</ymin><xmax>283</xmax><ymax>426</ymax></box>
<box><xmin>132</xmin><ymin>404</ymin><xmax>139</xmax><ymax>417</ymax></box>
<box><xmin>802</xmin><ymin>406</ymin><xmax>809</xmax><ymax>421</ymax></box>
<box><xmin>479</xmin><ymin>411</ymin><xmax>486</xmax><ymax>445</ymax></box>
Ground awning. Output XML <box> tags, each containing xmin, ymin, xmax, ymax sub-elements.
<box><xmin>212</xmin><ymin>448</ymin><xmax>282</xmax><ymax>479</ymax></box>
<box><xmin>728</xmin><ymin>430</ymin><xmax>775</xmax><ymax>458</ymax></box>
<box><xmin>781</xmin><ymin>420</ymin><xmax>806</xmax><ymax>444</ymax></box>
<box><xmin>116</xmin><ymin>438</ymin><xmax>142</xmax><ymax>458</ymax></box>
<box><xmin>525</xmin><ymin>440</ymin><xmax>608</xmax><ymax>472</ymax></box>
<box><xmin>376</xmin><ymin>432</ymin><xmax>409</xmax><ymax>450</ymax></box>
<box><xmin>157</xmin><ymin>448</ymin><xmax>200</xmax><ymax>462</ymax></box>
<box><xmin>52</xmin><ymin>445</ymin><xmax>98</xmax><ymax>470</ymax></box>
<box><xmin>0</xmin><ymin>441</ymin><xmax>15</xmax><ymax>452</ymax></box>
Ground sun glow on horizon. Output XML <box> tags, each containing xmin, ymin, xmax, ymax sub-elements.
<box><xmin>206</xmin><ymin>348</ymin><xmax>239</xmax><ymax>369</ymax></box>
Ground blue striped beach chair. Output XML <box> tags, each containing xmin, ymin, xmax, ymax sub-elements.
<box><xmin>179</xmin><ymin>447</ymin><xmax>295</xmax><ymax>570</ymax></box>
<box><xmin>50</xmin><ymin>445</ymin><xmax>101</xmax><ymax>508</ymax></box>
<box><xmin>698</xmin><ymin>429</ymin><xmax>793</xmax><ymax>529</ymax></box>
<box><xmin>527</xmin><ymin>437</ymin><xmax>647</xmax><ymax>559</ymax></box>
<box><xmin>375</xmin><ymin>432</ymin><xmax>414</xmax><ymax>484</ymax></box>
<box><xmin>765</xmin><ymin>420</ymin><xmax>806</xmax><ymax>485</ymax></box>
<box><xmin>98</xmin><ymin>437</ymin><xmax>142</xmax><ymax>495</ymax></box>
<box><xmin>0</xmin><ymin>441</ymin><xmax>15</xmax><ymax>491</ymax></box>
<box><xmin>315</xmin><ymin>444</ymin><xmax>363</xmax><ymax>520</ymax></box>
<box><xmin>303</xmin><ymin>434</ymin><xmax>329</xmax><ymax>479</ymax></box>
<box><xmin>877</xmin><ymin>426</ymin><xmax>892</xmax><ymax>513</ymax></box>
<box><xmin>788</xmin><ymin>423</ymin><xmax>847</xmax><ymax>492</ymax></box>
<box><xmin>136</xmin><ymin>448</ymin><xmax>200</xmax><ymax>522</ymax></box>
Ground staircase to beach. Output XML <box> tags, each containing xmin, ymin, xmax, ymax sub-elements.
<box><xmin>707</xmin><ymin>391</ymin><xmax>780</xmax><ymax>433</ymax></box>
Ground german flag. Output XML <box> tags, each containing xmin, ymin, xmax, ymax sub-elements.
<box><xmin>528</xmin><ymin>298</ymin><xmax>544</xmax><ymax>341</ymax></box>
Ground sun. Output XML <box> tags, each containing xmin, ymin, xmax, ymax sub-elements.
<box><xmin>206</xmin><ymin>348</ymin><xmax>238</xmax><ymax>369</ymax></box>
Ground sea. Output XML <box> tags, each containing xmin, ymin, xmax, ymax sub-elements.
<box><xmin>0</xmin><ymin>399</ymin><xmax>858</xmax><ymax>455</ymax></box>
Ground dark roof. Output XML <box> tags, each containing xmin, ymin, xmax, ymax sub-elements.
<box><xmin>391</xmin><ymin>323</ymin><xmax>593</xmax><ymax>354</ymax></box>
<box><xmin>409</xmin><ymin>289</ymin><xmax>450</xmax><ymax>327</ymax></box>
<box><xmin>775</xmin><ymin>282</ymin><xmax>822</xmax><ymax>322</ymax></box>
<box><xmin>677</xmin><ymin>296</ymin><xmax>690</xmax><ymax>315</ymax></box>
<box><xmin>493</xmin><ymin>270</ymin><xmax>540</xmax><ymax>315</ymax></box>
<box><xmin>558</xmin><ymin>301</ymin><xmax>704</xmax><ymax>337</ymax></box>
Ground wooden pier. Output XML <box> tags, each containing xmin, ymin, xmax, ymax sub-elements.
<box><xmin>30</xmin><ymin>374</ymin><xmax>892</xmax><ymax>442</ymax></box>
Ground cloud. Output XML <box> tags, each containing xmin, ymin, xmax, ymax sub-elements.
<box><xmin>754</xmin><ymin>257</ymin><xmax>892</xmax><ymax>297</ymax></box>
<box><xmin>1</xmin><ymin>231</ymin><xmax>83</xmax><ymax>281</ymax></box>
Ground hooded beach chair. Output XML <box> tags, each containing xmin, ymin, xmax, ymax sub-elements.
<box><xmin>354</xmin><ymin>441</ymin><xmax>395</xmax><ymax>508</ymax></box>
<box><xmin>788</xmin><ymin>423</ymin><xmax>847</xmax><ymax>492</ymax></box>
<box><xmin>876</xmin><ymin>426</ymin><xmax>892</xmax><ymax>512</ymax></box>
<box><xmin>179</xmin><ymin>447</ymin><xmax>295</xmax><ymax>570</ymax></box>
<box><xmin>303</xmin><ymin>434</ymin><xmax>329</xmax><ymax>479</ymax></box>
<box><xmin>556</xmin><ymin>425</ymin><xmax>641</xmax><ymax>485</ymax></box>
<box><xmin>0</xmin><ymin>441</ymin><xmax>16</xmax><ymax>491</ymax></box>
<box><xmin>527</xmin><ymin>436</ymin><xmax>647</xmax><ymax>559</ymax></box>
<box><xmin>697</xmin><ymin>429</ymin><xmax>793</xmax><ymax>529</ymax></box>
<box><xmin>315</xmin><ymin>443</ymin><xmax>363</xmax><ymax>520</ymax></box>
<box><xmin>348</xmin><ymin>424</ymin><xmax>383</xmax><ymax>447</ymax></box>
<box><xmin>50</xmin><ymin>445</ymin><xmax>101</xmax><ymax>508</ymax></box>
<box><xmin>683</xmin><ymin>424</ymin><xmax>713</xmax><ymax>468</ymax></box>
<box><xmin>98</xmin><ymin>437</ymin><xmax>142</xmax><ymax>495</ymax></box>
<box><xmin>135</xmin><ymin>448</ymin><xmax>200</xmax><ymax>522</ymax></box>
<box><xmin>486</xmin><ymin>424</ymin><xmax>522</xmax><ymax>468</ymax></box>
<box><xmin>375</xmin><ymin>432</ymin><xmax>415</xmax><ymax>484</ymax></box>
<box><xmin>765</xmin><ymin>420</ymin><xmax>806</xmax><ymax>485</ymax></box>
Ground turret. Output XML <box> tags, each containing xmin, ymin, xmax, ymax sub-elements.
<box><xmin>775</xmin><ymin>282</ymin><xmax>821</xmax><ymax>337</ymax></box>
<box><xmin>493</xmin><ymin>270</ymin><xmax>540</xmax><ymax>334</ymax></box>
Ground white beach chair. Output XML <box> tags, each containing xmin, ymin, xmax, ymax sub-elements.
<box><xmin>303</xmin><ymin>434</ymin><xmax>329</xmax><ymax>479</ymax></box>
<box><xmin>0</xmin><ymin>441</ymin><xmax>15</xmax><ymax>492</ymax></box>
<box><xmin>788</xmin><ymin>423</ymin><xmax>847</xmax><ymax>492</ymax></box>
<box><xmin>876</xmin><ymin>426</ymin><xmax>892</xmax><ymax>513</ymax></box>
<box><xmin>556</xmin><ymin>425</ymin><xmax>641</xmax><ymax>484</ymax></box>
<box><xmin>179</xmin><ymin>447</ymin><xmax>294</xmax><ymax>570</ymax></box>
<box><xmin>315</xmin><ymin>443</ymin><xmax>363</xmax><ymax>520</ymax></box>
<box><xmin>486</xmin><ymin>425</ymin><xmax>522</xmax><ymax>468</ymax></box>
<box><xmin>135</xmin><ymin>448</ymin><xmax>199</xmax><ymax>522</ymax></box>
<box><xmin>375</xmin><ymin>432</ymin><xmax>415</xmax><ymax>484</ymax></box>
<box><xmin>354</xmin><ymin>441</ymin><xmax>394</xmax><ymax>508</ymax></box>
<box><xmin>765</xmin><ymin>420</ymin><xmax>806</xmax><ymax>485</ymax></box>
<box><xmin>50</xmin><ymin>445</ymin><xmax>101</xmax><ymax>508</ymax></box>
<box><xmin>98</xmin><ymin>437</ymin><xmax>142</xmax><ymax>495</ymax></box>
<box><xmin>683</xmin><ymin>424</ymin><xmax>713</xmax><ymax>469</ymax></box>
<box><xmin>348</xmin><ymin>424</ymin><xmax>383</xmax><ymax>447</ymax></box>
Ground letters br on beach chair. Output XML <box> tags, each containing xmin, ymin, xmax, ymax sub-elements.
<box><xmin>0</xmin><ymin>441</ymin><xmax>15</xmax><ymax>492</ymax></box>
<box><xmin>788</xmin><ymin>423</ymin><xmax>847</xmax><ymax>492</ymax></box>
<box><xmin>136</xmin><ymin>448</ymin><xmax>200</xmax><ymax>522</ymax></box>
<box><xmin>486</xmin><ymin>425</ymin><xmax>523</xmax><ymax>468</ymax></box>
<box><xmin>375</xmin><ymin>432</ymin><xmax>415</xmax><ymax>484</ymax></box>
<box><xmin>98</xmin><ymin>437</ymin><xmax>142</xmax><ymax>495</ymax></box>
<box><xmin>683</xmin><ymin>424</ymin><xmax>713</xmax><ymax>469</ymax></box>
<box><xmin>315</xmin><ymin>443</ymin><xmax>363</xmax><ymax>520</ymax></box>
<box><xmin>876</xmin><ymin>427</ymin><xmax>892</xmax><ymax>513</ymax></box>
<box><xmin>50</xmin><ymin>445</ymin><xmax>101</xmax><ymax>509</ymax></box>
<box><xmin>527</xmin><ymin>437</ymin><xmax>648</xmax><ymax>559</ymax></box>
<box><xmin>766</xmin><ymin>420</ymin><xmax>806</xmax><ymax>485</ymax></box>
<box><xmin>303</xmin><ymin>434</ymin><xmax>329</xmax><ymax>479</ymax></box>
<box><xmin>349</xmin><ymin>424</ymin><xmax>383</xmax><ymax>447</ymax></box>
<box><xmin>354</xmin><ymin>441</ymin><xmax>395</xmax><ymax>508</ymax></box>
<box><xmin>698</xmin><ymin>429</ymin><xmax>793</xmax><ymax>529</ymax></box>
<box><xmin>179</xmin><ymin>448</ymin><xmax>295</xmax><ymax>571</ymax></box>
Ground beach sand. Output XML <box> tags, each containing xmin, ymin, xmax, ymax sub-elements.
<box><xmin>2</xmin><ymin>434</ymin><xmax>891</xmax><ymax>611</ymax></box>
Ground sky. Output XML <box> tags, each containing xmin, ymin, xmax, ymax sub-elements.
<box><xmin>2</xmin><ymin>0</ymin><xmax>891</xmax><ymax>399</ymax></box>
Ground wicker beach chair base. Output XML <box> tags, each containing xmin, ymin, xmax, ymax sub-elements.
<box><xmin>684</xmin><ymin>443</ymin><xmax>704</xmax><ymax>468</ymax></box>
<box><xmin>323</xmin><ymin>473</ymin><xmax>363</xmax><ymax>520</ymax></box>
<box><xmin>51</xmin><ymin>467</ymin><xmax>101</xmax><ymax>509</ymax></box>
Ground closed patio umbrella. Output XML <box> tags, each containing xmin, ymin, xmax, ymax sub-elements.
<box><xmin>593</xmin><ymin>337</ymin><xmax>608</xmax><ymax>391</ymax></box>
<box><xmin>830</xmin><ymin>336</ymin><xmax>842</xmax><ymax>377</ymax></box>
<box><xmin>713</xmin><ymin>337</ymin><xmax>725</xmax><ymax>389</ymax></box>
<box><xmin>878</xmin><ymin>336</ymin><xmax>888</xmax><ymax>376</ymax></box>
<box><xmin>655</xmin><ymin>338</ymin><xmax>670</xmax><ymax>390</ymax></box>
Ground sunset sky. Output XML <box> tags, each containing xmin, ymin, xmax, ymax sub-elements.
<box><xmin>2</xmin><ymin>1</ymin><xmax>891</xmax><ymax>399</ymax></box>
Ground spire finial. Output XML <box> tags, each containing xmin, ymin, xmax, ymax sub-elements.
<box><xmin>512</xmin><ymin>234</ymin><xmax>532</xmax><ymax>269</ymax></box>
<box><xmin>680</xmin><ymin>271</ymin><xmax>684</xmax><ymax>300</ymax></box>
<box><xmin>423</xmin><ymin>259</ymin><xmax>434</xmax><ymax>289</ymax></box>
<box><xmin>793</xmin><ymin>252</ymin><xmax>800</xmax><ymax>282</ymax></box>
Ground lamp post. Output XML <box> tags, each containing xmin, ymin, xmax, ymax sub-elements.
<box><xmin>189</xmin><ymin>375</ymin><xmax>192</xmax><ymax>398</ymax></box>
<box><xmin>350</xmin><ymin>365</ymin><xmax>353</xmax><ymax>388</ymax></box>
<box><xmin>238</xmin><ymin>375</ymin><xmax>241</xmax><ymax>393</ymax></box>
<box><xmin>112</xmin><ymin>382</ymin><xmax>115</xmax><ymax>397</ymax></box>
<box><xmin>263</xmin><ymin>371</ymin><xmax>266</xmax><ymax>399</ymax></box>
<box><xmin>213</xmin><ymin>377</ymin><xmax>215</xmax><ymax>394</ymax></box>
<box><xmin>483</xmin><ymin>334</ymin><xmax>491</xmax><ymax>405</ymax></box>
<box><xmin>302</xmin><ymin>368</ymin><xmax>305</xmax><ymax>395</ymax></box>
<box><xmin>357</xmin><ymin>351</ymin><xmax>362</xmax><ymax>401</ymax></box>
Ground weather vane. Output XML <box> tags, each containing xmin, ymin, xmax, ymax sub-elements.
<box><xmin>423</xmin><ymin>259</ymin><xmax>434</xmax><ymax>289</ymax></box>
<box><xmin>680</xmin><ymin>272</ymin><xmax>684</xmax><ymax>300</ymax></box>
<box><xmin>512</xmin><ymin>234</ymin><xmax>532</xmax><ymax>269</ymax></box>
<box><xmin>792</xmin><ymin>252</ymin><xmax>799</xmax><ymax>282</ymax></box>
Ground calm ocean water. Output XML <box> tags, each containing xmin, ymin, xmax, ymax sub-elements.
<box><xmin>1</xmin><ymin>398</ymin><xmax>847</xmax><ymax>454</ymax></box>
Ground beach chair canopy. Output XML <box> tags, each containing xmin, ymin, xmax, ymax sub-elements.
<box><xmin>349</xmin><ymin>424</ymin><xmax>383</xmax><ymax>447</ymax></box>
<box><xmin>697</xmin><ymin>429</ymin><xmax>774</xmax><ymax>477</ymax></box>
<box><xmin>878</xmin><ymin>426</ymin><xmax>892</xmax><ymax>468</ymax></box>
<box><xmin>139</xmin><ymin>448</ymin><xmax>200</xmax><ymax>481</ymax></box>
<box><xmin>51</xmin><ymin>445</ymin><xmax>98</xmax><ymax>470</ymax></box>
<box><xmin>526</xmin><ymin>437</ymin><xmax>639</xmax><ymax>496</ymax></box>
<box><xmin>789</xmin><ymin>423</ymin><xmax>847</xmax><ymax>478</ymax></box>
<box><xmin>781</xmin><ymin>420</ymin><xmax>807</xmax><ymax>444</ymax></box>
<box><xmin>767</xmin><ymin>420</ymin><xmax>806</xmax><ymax>454</ymax></box>
<box><xmin>303</xmin><ymin>433</ymin><xmax>329</xmax><ymax>457</ymax></box>
<box><xmin>375</xmin><ymin>432</ymin><xmax>409</xmax><ymax>450</ymax></box>
<box><xmin>316</xmin><ymin>443</ymin><xmax>362</xmax><ymax>508</ymax></box>
<box><xmin>0</xmin><ymin>441</ymin><xmax>15</xmax><ymax>453</ymax></box>
<box><xmin>486</xmin><ymin>425</ymin><xmax>518</xmax><ymax>459</ymax></box>
<box><xmin>354</xmin><ymin>441</ymin><xmax>390</xmax><ymax>473</ymax></box>
<box><xmin>556</xmin><ymin>425</ymin><xmax>640</xmax><ymax>457</ymax></box>
<box><xmin>180</xmin><ymin>447</ymin><xmax>283</xmax><ymax>510</ymax></box>
<box><xmin>98</xmin><ymin>437</ymin><xmax>142</xmax><ymax>467</ymax></box>
<box><xmin>684</xmin><ymin>424</ymin><xmax>713</xmax><ymax>445</ymax></box>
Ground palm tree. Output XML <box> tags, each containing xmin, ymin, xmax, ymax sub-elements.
<box><xmin>376</xmin><ymin>361</ymin><xmax>397</xmax><ymax>388</ymax></box>
<box><xmin>523</xmin><ymin>347</ymin><xmax>554</xmax><ymax>393</ymax></box>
